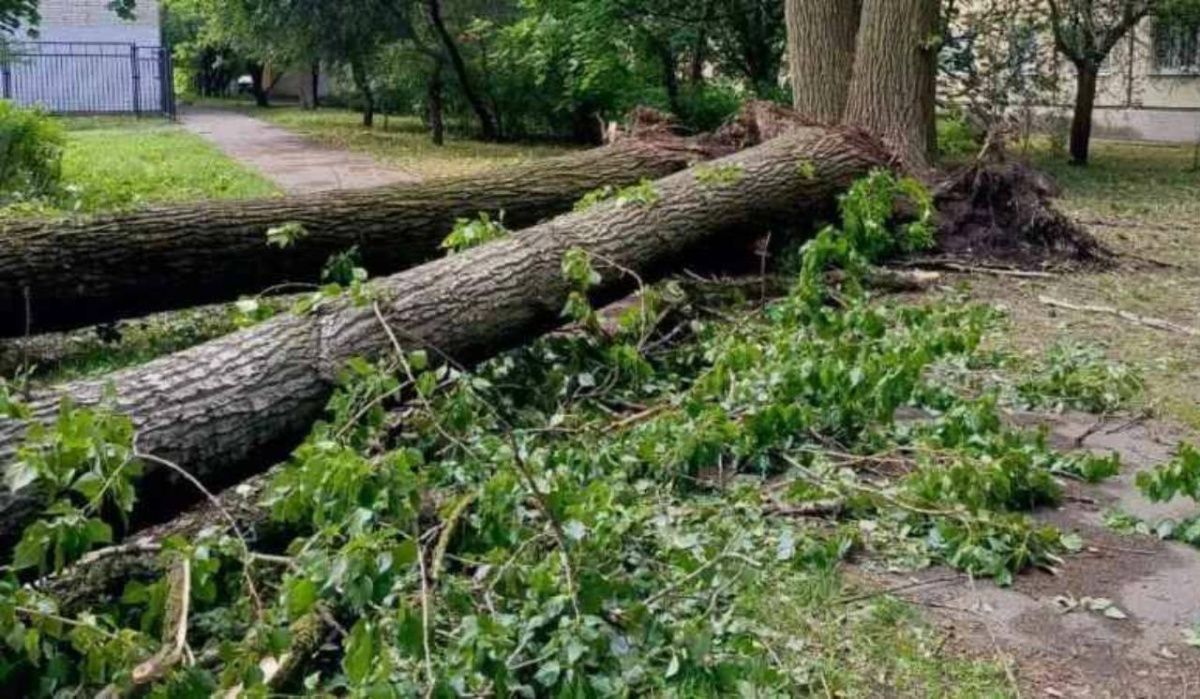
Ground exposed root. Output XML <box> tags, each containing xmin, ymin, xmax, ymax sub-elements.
<box><xmin>933</xmin><ymin>160</ymin><xmax>1114</xmax><ymax>269</ymax></box>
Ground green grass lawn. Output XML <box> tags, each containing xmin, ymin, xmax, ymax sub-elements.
<box><xmin>241</xmin><ymin>104</ymin><xmax>576</xmax><ymax>179</ymax></box>
<box><xmin>961</xmin><ymin>138</ymin><xmax>1200</xmax><ymax>428</ymax></box>
<box><xmin>1</xmin><ymin>116</ymin><xmax>278</xmax><ymax>218</ymax></box>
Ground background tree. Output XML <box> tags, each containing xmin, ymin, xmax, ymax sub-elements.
<box><xmin>709</xmin><ymin>0</ymin><xmax>787</xmax><ymax>97</ymax></box>
<box><xmin>0</xmin><ymin>0</ymin><xmax>37</xmax><ymax>37</ymax></box>
<box><xmin>1047</xmin><ymin>0</ymin><xmax>1157</xmax><ymax>165</ymax></box>
<box><xmin>1046</xmin><ymin>0</ymin><xmax>1200</xmax><ymax>164</ymax></box>
<box><xmin>785</xmin><ymin>0</ymin><xmax>861</xmax><ymax>122</ymax></box>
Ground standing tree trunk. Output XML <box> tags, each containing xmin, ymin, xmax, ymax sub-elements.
<box><xmin>310</xmin><ymin>62</ymin><xmax>321</xmax><ymax>109</ymax></box>
<box><xmin>690</xmin><ymin>1</ymin><xmax>713</xmax><ymax>84</ymax></box>
<box><xmin>425</xmin><ymin>0</ymin><xmax>500</xmax><ymax>141</ymax></box>
<box><xmin>785</xmin><ymin>0</ymin><xmax>861</xmax><ymax>123</ymax></box>
<box><xmin>657</xmin><ymin>41</ymin><xmax>682</xmax><ymax>114</ymax></box>
<box><xmin>0</xmin><ymin>140</ymin><xmax>711</xmax><ymax>337</ymax></box>
<box><xmin>248</xmin><ymin>63</ymin><xmax>270</xmax><ymax>108</ymax></box>
<box><xmin>1069</xmin><ymin>62</ymin><xmax>1099</xmax><ymax>166</ymax></box>
<box><xmin>843</xmin><ymin>0</ymin><xmax>939</xmax><ymax>168</ymax></box>
<box><xmin>427</xmin><ymin>58</ymin><xmax>446</xmax><ymax>146</ymax></box>
<box><xmin>0</xmin><ymin>126</ymin><xmax>889</xmax><ymax>551</ymax></box>
<box><xmin>349</xmin><ymin>56</ymin><xmax>375</xmax><ymax>128</ymax></box>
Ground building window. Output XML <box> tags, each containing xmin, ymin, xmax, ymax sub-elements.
<box><xmin>1154</xmin><ymin>19</ymin><xmax>1200</xmax><ymax>74</ymax></box>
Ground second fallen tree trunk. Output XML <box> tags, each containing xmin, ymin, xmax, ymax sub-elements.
<box><xmin>0</xmin><ymin>125</ymin><xmax>889</xmax><ymax>550</ymax></box>
<box><xmin>0</xmin><ymin>137</ymin><xmax>708</xmax><ymax>338</ymax></box>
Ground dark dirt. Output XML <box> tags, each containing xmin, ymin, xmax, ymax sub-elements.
<box><xmin>934</xmin><ymin>161</ymin><xmax>1116</xmax><ymax>270</ymax></box>
<box><xmin>857</xmin><ymin>412</ymin><xmax>1200</xmax><ymax>698</ymax></box>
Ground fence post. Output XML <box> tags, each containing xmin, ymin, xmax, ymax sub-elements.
<box><xmin>130</xmin><ymin>43</ymin><xmax>141</xmax><ymax>116</ymax></box>
<box><xmin>1</xmin><ymin>60</ymin><xmax>11</xmax><ymax>100</ymax></box>
<box><xmin>162</xmin><ymin>48</ymin><xmax>176</xmax><ymax>119</ymax></box>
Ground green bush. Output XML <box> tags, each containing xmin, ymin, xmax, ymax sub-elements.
<box><xmin>0</xmin><ymin>101</ymin><xmax>64</xmax><ymax>202</ymax></box>
<box><xmin>675</xmin><ymin>82</ymin><xmax>745</xmax><ymax>133</ymax></box>
<box><xmin>936</xmin><ymin>111</ymin><xmax>982</xmax><ymax>160</ymax></box>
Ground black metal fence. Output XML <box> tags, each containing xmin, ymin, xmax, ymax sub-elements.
<box><xmin>1</xmin><ymin>41</ymin><xmax>175</xmax><ymax>118</ymax></box>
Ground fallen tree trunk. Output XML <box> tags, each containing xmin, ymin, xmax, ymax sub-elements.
<box><xmin>0</xmin><ymin>125</ymin><xmax>889</xmax><ymax>551</ymax></box>
<box><xmin>0</xmin><ymin>138</ymin><xmax>707</xmax><ymax>338</ymax></box>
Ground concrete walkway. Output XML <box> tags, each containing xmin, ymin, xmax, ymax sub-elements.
<box><xmin>179</xmin><ymin>107</ymin><xmax>418</xmax><ymax>194</ymax></box>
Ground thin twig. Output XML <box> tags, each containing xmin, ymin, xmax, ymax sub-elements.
<box><xmin>15</xmin><ymin>606</ymin><xmax>122</xmax><ymax>641</ymax></box>
<box><xmin>837</xmin><ymin>574</ymin><xmax>965</xmax><ymax>605</ymax></box>
<box><xmin>414</xmin><ymin>520</ymin><xmax>437</xmax><ymax>697</ymax></box>
<box><xmin>505</xmin><ymin>432</ymin><xmax>583</xmax><ymax>621</ymax></box>
<box><xmin>1039</xmin><ymin>295</ymin><xmax>1200</xmax><ymax>337</ymax></box>
<box><xmin>643</xmin><ymin>547</ymin><xmax>760</xmax><ymax>608</ymax></box>
<box><xmin>908</xmin><ymin>261</ymin><xmax>1056</xmax><ymax>279</ymax></box>
<box><xmin>133</xmin><ymin>438</ymin><xmax>265</xmax><ymax>619</ymax></box>
<box><xmin>432</xmin><ymin>492</ymin><xmax>476</xmax><ymax>583</ymax></box>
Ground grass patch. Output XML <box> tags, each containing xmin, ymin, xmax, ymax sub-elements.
<box><xmin>1029</xmin><ymin>139</ymin><xmax>1200</xmax><ymax>222</ymax></box>
<box><xmin>0</xmin><ymin>116</ymin><xmax>278</xmax><ymax>218</ymax></box>
<box><xmin>746</xmin><ymin>570</ymin><xmax>1014</xmax><ymax>697</ymax></box>
<box><xmin>957</xmin><ymin>139</ymin><xmax>1200</xmax><ymax>429</ymax></box>
<box><xmin>248</xmin><ymin>105</ymin><xmax>576</xmax><ymax>180</ymax></box>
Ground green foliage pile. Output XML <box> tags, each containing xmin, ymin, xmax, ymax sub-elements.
<box><xmin>0</xmin><ymin>101</ymin><xmax>64</xmax><ymax>204</ymax></box>
<box><xmin>1</xmin><ymin>170</ymin><xmax>1127</xmax><ymax>695</ymax></box>
<box><xmin>1108</xmin><ymin>444</ymin><xmax>1200</xmax><ymax>548</ymax></box>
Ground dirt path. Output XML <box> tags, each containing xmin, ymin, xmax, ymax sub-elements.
<box><xmin>179</xmin><ymin>107</ymin><xmax>419</xmax><ymax>194</ymax></box>
<box><xmin>860</xmin><ymin>412</ymin><xmax>1200</xmax><ymax>698</ymax></box>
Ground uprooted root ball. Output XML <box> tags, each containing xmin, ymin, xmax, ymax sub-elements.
<box><xmin>934</xmin><ymin>160</ymin><xmax>1114</xmax><ymax>268</ymax></box>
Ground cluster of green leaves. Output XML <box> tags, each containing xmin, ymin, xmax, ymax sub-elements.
<box><xmin>1015</xmin><ymin>342</ymin><xmax>1142</xmax><ymax>414</ymax></box>
<box><xmin>5</xmin><ymin>396</ymin><xmax>142</xmax><ymax>575</ymax></box>
<box><xmin>440</xmin><ymin>212</ymin><xmax>509</xmax><ymax>254</ymax></box>
<box><xmin>693</xmin><ymin>164</ymin><xmax>745</xmax><ymax>189</ymax></box>
<box><xmin>1</xmin><ymin>169</ymin><xmax>1124</xmax><ymax>695</ymax></box>
<box><xmin>573</xmin><ymin>180</ymin><xmax>661</xmax><ymax>213</ymax></box>
<box><xmin>0</xmin><ymin>101</ymin><xmax>64</xmax><ymax>205</ymax></box>
<box><xmin>1105</xmin><ymin>444</ymin><xmax>1200</xmax><ymax>548</ymax></box>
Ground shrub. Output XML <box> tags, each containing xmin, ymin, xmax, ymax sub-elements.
<box><xmin>675</xmin><ymin>82</ymin><xmax>745</xmax><ymax>133</ymax></box>
<box><xmin>936</xmin><ymin>111</ymin><xmax>983</xmax><ymax>159</ymax></box>
<box><xmin>0</xmin><ymin>100</ymin><xmax>64</xmax><ymax>202</ymax></box>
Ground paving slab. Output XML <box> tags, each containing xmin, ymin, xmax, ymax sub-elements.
<box><xmin>179</xmin><ymin>107</ymin><xmax>418</xmax><ymax>194</ymax></box>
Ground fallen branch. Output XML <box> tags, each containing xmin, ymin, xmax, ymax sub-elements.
<box><xmin>904</xmin><ymin>259</ymin><xmax>1057</xmax><ymax>279</ymax></box>
<box><xmin>131</xmin><ymin>554</ymin><xmax>191</xmax><ymax>686</ymax></box>
<box><xmin>1039</xmin><ymin>295</ymin><xmax>1200</xmax><ymax>337</ymax></box>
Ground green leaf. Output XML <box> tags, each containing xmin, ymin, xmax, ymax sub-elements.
<box><xmin>5</xmin><ymin>460</ymin><xmax>39</xmax><ymax>493</ymax></box>
<box><xmin>70</xmin><ymin>471</ymin><xmax>105</xmax><ymax>502</ymax></box>
<box><xmin>286</xmin><ymin>578</ymin><xmax>318</xmax><ymax>619</ymax></box>
<box><xmin>534</xmin><ymin>660</ymin><xmax>561</xmax><ymax>687</ymax></box>
<box><xmin>343</xmin><ymin>619</ymin><xmax>375</xmax><ymax>685</ymax></box>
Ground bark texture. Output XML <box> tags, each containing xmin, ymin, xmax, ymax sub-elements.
<box><xmin>0</xmin><ymin>126</ymin><xmax>889</xmax><ymax>551</ymax></box>
<box><xmin>1069</xmin><ymin>63</ymin><xmax>1098</xmax><ymax>166</ymax></box>
<box><xmin>843</xmin><ymin>0</ymin><xmax>938</xmax><ymax>168</ymax></box>
<box><xmin>0</xmin><ymin>140</ymin><xmax>705</xmax><ymax>338</ymax></box>
<box><xmin>785</xmin><ymin>0</ymin><xmax>861</xmax><ymax>122</ymax></box>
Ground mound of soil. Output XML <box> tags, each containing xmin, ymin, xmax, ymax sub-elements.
<box><xmin>933</xmin><ymin>160</ymin><xmax>1114</xmax><ymax>269</ymax></box>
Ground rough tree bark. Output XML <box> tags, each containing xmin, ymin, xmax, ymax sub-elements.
<box><xmin>1068</xmin><ymin>63</ymin><xmax>1099</xmax><ymax>166</ymax></box>
<box><xmin>0</xmin><ymin>140</ymin><xmax>707</xmax><ymax>338</ymax></box>
<box><xmin>843</xmin><ymin>0</ymin><xmax>939</xmax><ymax>168</ymax></box>
<box><xmin>0</xmin><ymin>126</ymin><xmax>889</xmax><ymax>551</ymax></box>
<box><xmin>427</xmin><ymin>58</ymin><xmax>446</xmax><ymax>146</ymax></box>
<box><xmin>785</xmin><ymin>0</ymin><xmax>861</xmax><ymax>122</ymax></box>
